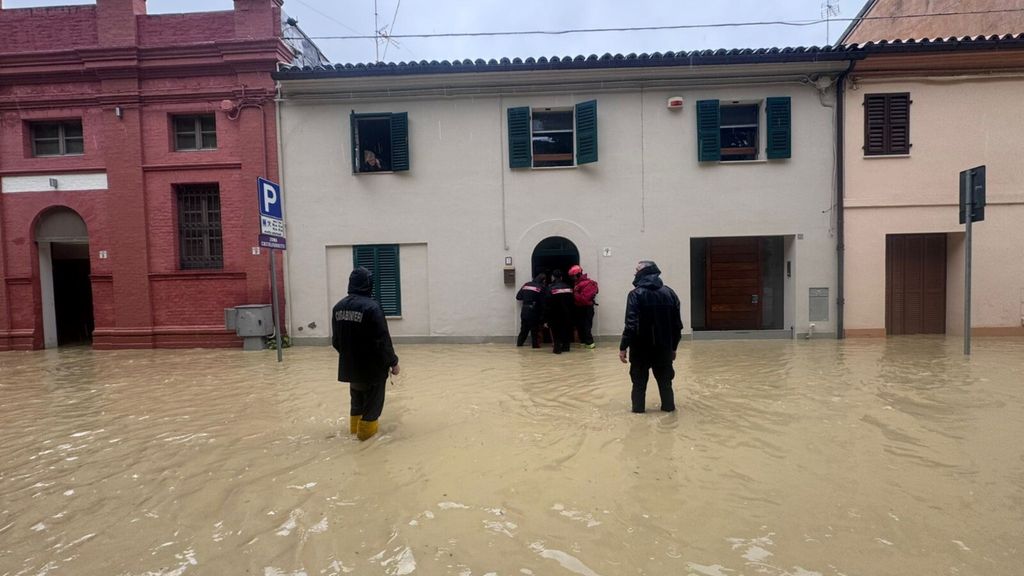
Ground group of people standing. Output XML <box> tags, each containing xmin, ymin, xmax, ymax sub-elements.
<box><xmin>516</xmin><ymin>265</ymin><xmax>599</xmax><ymax>353</ymax></box>
<box><xmin>332</xmin><ymin>260</ymin><xmax>682</xmax><ymax>441</ymax></box>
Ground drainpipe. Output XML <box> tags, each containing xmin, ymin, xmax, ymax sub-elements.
<box><xmin>835</xmin><ymin>69</ymin><xmax>848</xmax><ymax>340</ymax></box>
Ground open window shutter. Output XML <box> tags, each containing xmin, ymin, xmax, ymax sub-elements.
<box><xmin>353</xmin><ymin>245</ymin><xmax>375</xmax><ymax>274</ymax></box>
<box><xmin>863</xmin><ymin>95</ymin><xmax>887</xmax><ymax>155</ymax></box>
<box><xmin>575</xmin><ymin>99</ymin><xmax>598</xmax><ymax>165</ymax></box>
<box><xmin>389</xmin><ymin>112</ymin><xmax>409</xmax><ymax>171</ymax></box>
<box><xmin>375</xmin><ymin>245</ymin><xmax>401</xmax><ymax>316</ymax></box>
<box><xmin>507</xmin><ymin>106</ymin><xmax>532</xmax><ymax>168</ymax></box>
<box><xmin>696</xmin><ymin>100</ymin><xmax>721</xmax><ymax>162</ymax></box>
<box><xmin>765</xmin><ymin>97</ymin><xmax>791</xmax><ymax>159</ymax></box>
<box><xmin>350</xmin><ymin>111</ymin><xmax>360</xmax><ymax>173</ymax></box>
<box><xmin>887</xmin><ymin>94</ymin><xmax>911</xmax><ymax>155</ymax></box>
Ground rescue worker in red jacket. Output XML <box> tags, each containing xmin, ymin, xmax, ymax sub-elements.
<box><xmin>546</xmin><ymin>269</ymin><xmax>574</xmax><ymax>354</ymax></box>
<box><xmin>516</xmin><ymin>272</ymin><xmax>547</xmax><ymax>348</ymax></box>
<box><xmin>568</xmin><ymin>264</ymin><xmax>599</xmax><ymax>348</ymax></box>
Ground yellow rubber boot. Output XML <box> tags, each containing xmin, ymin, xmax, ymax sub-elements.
<box><xmin>349</xmin><ymin>415</ymin><xmax>362</xmax><ymax>435</ymax></box>
<box><xmin>356</xmin><ymin>419</ymin><xmax>379</xmax><ymax>441</ymax></box>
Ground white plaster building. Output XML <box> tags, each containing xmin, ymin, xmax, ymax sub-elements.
<box><xmin>275</xmin><ymin>49</ymin><xmax>849</xmax><ymax>343</ymax></box>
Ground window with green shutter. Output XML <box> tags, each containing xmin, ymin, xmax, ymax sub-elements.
<box><xmin>350</xmin><ymin>112</ymin><xmax>410</xmax><ymax>173</ymax></box>
<box><xmin>508</xmin><ymin>100</ymin><xmax>599</xmax><ymax>169</ymax></box>
<box><xmin>353</xmin><ymin>245</ymin><xmax>402</xmax><ymax>316</ymax></box>
<box><xmin>698</xmin><ymin>97</ymin><xmax>792</xmax><ymax>162</ymax></box>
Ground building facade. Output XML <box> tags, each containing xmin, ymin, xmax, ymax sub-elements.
<box><xmin>839</xmin><ymin>3</ymin><xmax>1024</xmax><ymax>337</ymax></box>
<box><xmin>275</xmin><ymin>51</ymin><xmax>849</xmax><ymax>344</ymax></box>
<box><xmin>0</xmin><ymin>0</ymin><xmax>313</xmax><ymax>350</ymax></box>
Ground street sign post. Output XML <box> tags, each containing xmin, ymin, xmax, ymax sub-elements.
<box><xmin>958</xmin><ymin>165</ymin><xmax>986</xmax><ymax>356</ymax></box>
<box><xmin>258</xmin><ymin>177</ymin><xmax>285</xmax><ymax>362</ymax></box>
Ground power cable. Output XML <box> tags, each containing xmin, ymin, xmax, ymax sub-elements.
<box><xmin>283</xmin><ymin>8</ymin><xmax>1024</xmax><ymax>41</ymax></box>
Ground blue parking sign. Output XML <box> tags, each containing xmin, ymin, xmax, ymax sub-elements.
<box><xmin>258</xmin><ymin>177</ymin><xmax>283</xmax><ymax>220</ymax></box>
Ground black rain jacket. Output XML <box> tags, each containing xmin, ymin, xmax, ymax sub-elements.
<box><xmin>619</xmin><ymin>264</ymin><xmax>683</xmax><ymax>365</ymax></box>
<box><xmin>516</xmin><ymin>280</ymin><xmax>546</xmax><ymax>320</ymax></box>
<box><xmin>331</xmin><ymin>267</ymin><xmax>399</xmax><ymax>385</ymax></box>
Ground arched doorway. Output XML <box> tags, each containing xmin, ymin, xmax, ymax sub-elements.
<box><xmin>531</xmin><ymin>236</ymin><xmax>579</xmax><ymax>280</ymax></box>
<box><xmin>35</xmin><ymin>208</ymin><xmax>94</xmax><ymax>348</ymax></box>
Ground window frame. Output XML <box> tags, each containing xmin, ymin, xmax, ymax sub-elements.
<box><xmin>530</xmin><ymin>107</ymin><xmax>577</xmax><ymax>169</ymax></box>
<box><xmin>352</xmin><ymin>244</ymin><xmax>402</xmax><ymax>317</ymax></box>
<box><xmin>172</xmin><ymin>114</ymin><xmax>218</xmax><ymax>152</ymax></box>
<box><xmin>863</xmin><ymin>93</ymin><xmax>911</xmax><ymax>157</ymax></box>
<box><xmin>718</xmin><ymin>102</ymin><xmax>761</xmax><ymax>162</ymax></box>
<box><xmin>176</xmin><ymin>183</ymin><xmax>224</xmax><ymax>270</ymax></box>
<box><xmin>350</xmin><ymin>112</ymin><xmax>409</xmax><ymax>174</ymax></box>
<box><xmin>29</xmin><ymin>120</ymin><xmax>84</xmax><ymax>157</ymax></box>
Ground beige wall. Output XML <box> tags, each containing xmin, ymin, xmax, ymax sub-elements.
<box><xmin>281</xmin><ymin>79</ymin><xmax>840</xmax><ymax>342</ymax></box>
<box><xmin>843</xmin><ymin>76</ymin><xmax>1024</xmax><ymax>334</ymax></box>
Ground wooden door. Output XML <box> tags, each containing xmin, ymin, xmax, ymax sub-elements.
<box><xmin>706</xmin><ymin>237</ymin><xmax>762</xmax><ymax>330</ymax></box>
<box><xmin>886</xmin><ymin>234</ymin><xmax>946</xmax><ymax>335</ymax></box>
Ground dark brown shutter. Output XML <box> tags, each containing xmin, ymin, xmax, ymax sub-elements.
<box><xmin>887</xmin><ymin>94</ymin><xmax>911</xmax><ymax>154</ymax></box>
<box><xmin>864</xmin><ymin>93</ymin><xmax>911</xmax><ymax>156</ymax></box>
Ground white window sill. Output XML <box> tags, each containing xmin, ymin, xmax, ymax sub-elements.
<box><xmin>354</xmin><ymin>171</ymin><xmax>396</xmax><ymax>175</ymax></box>
<box><xmin>863</xmin><ymin>154</ymin><xmax>911</xmax><ymax>159</ymax></box>
<box><xmin>385</xmin><ymin>315</ymin><xmax>403</xmax><ymax>320</ymax></box>
<box><xmin>719</xmin><ymin>159</ymin><xmax>768</xmax><ymax>165</ymax></box>
<box><xmin>530</xmin><ymin>165</ymin><xmax>577</xmax><ymax>170</ymax></box>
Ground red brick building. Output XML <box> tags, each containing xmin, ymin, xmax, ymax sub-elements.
<box><xmin>0</xmin><ymin>0</ymin><xmax>315</xmax><ymax>350</ymax></box>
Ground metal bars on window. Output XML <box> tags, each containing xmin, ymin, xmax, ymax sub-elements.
<box><xmin>177</xmin><ymin>184</ymin><xmax>223</xmax><ymax>270</ymax></box>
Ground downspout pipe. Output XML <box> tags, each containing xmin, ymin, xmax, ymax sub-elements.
<box><xmin>836</xmin><ymin>64</ymin><xmax>851</xmax><ymax>340</ymax></box>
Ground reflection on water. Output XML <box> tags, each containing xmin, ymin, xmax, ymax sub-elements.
<box><xmin>1</xmin><ymin>338</ymin><xmax>1023</xmax><ymax>575</ymax></box>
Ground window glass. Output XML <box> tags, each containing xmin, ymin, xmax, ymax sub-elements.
<box><xmin>356</xmin><ymin>117</ymin><xmax>392</xmax><ymax>172</ymax></box>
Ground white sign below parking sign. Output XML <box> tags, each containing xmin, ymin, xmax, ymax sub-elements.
<box><xmin>257</xmin><ymin>177</ymin><xmax>285</xmax><ymax>249</ymax></box>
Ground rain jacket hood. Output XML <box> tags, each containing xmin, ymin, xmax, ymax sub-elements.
<box><xmin>348</xmin><ymin>267</ymin><xmax>373</xmax><ymax>296</ymax></box>
<box><xmin>633</xmin><ymin>263</ymin><xmax>664</xmax><ymax>289</ymax></box>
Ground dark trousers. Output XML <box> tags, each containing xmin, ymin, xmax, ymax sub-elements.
<box><xmin>551</xmin><ymin>320</ymin><xmax>572</xmax><ymax>353</ymax></box>
<box><xmin>574</xmin><ymin>306</ymin><xmax>595</xmax><ymax>345</ymax></box>
<box><xmin>630</xmin><ymin>363</ymin><xmax>675</xmax><ymax>413</ymax></box>
<box><xmin>350</xmin><ymin>377</ymin><xmax>387</xmax><ymax>422</ymax></box>
<box><xmin>517</xmin><ymin>310</ymin><xmax>542</xmax><ymax>347</ymax></box>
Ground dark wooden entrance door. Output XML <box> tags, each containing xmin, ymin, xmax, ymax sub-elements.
<box><xmin>706</xmin><ymin>237</ymin><xmax>762</xmax><ymax>330</ymax></box>
<box><xmin>886</xmin><ymin>234</ymin><xmax>947</xmax><ymax>335</ymax></box>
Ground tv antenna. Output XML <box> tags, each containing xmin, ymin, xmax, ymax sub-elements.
<box><xmin>822</xmin><ymin>0</ymin><xmax>841</xmax><ymax>44</ymax></box>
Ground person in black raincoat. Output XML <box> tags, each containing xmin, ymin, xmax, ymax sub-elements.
<box><xmin>332</xmin><ymin>266</ymin><xmax>400</xmax><ymax>441</ymax></box>
<box><xmin>516</xmin><ymin>272</ymin><xmax>547</xmax><ymax>348</ymax></box>
<box><xmin>546</xmin><ymin>269</ymin><xmax>574</xmax><ymax>354</ymax></box>
<box><xmin>619</xmin><ymin>260</ymin><xmax>683</xmax><ymax>413</ymax></box>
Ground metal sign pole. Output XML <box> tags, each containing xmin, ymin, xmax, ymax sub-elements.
<box><xmin>963</xmin><ymin>170</ymin><xmax>973</xmax><ymax>356</ymax></box>
<box><xmin>271</xmin><ymin>248</ymin><xmax>283</xmax><ymax>362</ymax></box>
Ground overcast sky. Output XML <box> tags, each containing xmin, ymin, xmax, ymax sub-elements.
<box><xmin>6</xmin><ymin>0</ymin><xmax>870</xmax><ymax>63</ymax></box>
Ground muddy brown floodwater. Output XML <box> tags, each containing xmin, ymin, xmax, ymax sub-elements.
<box><xmin>1</xmin><ymin>338</ymin><xmax>1023</xmax><ymax>576</ymax></box>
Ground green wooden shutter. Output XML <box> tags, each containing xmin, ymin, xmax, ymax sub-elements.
<box><xmin>765</xmin><ymin>96</ymin><xmax>791</xmax><ymax>159</ymax></box>
<box><xmin>352</xmin><ymin>245</ymin><xmax>401</xmax><ymax>316</ymax></box>
<box><xmin>575</xmin><ymin>99</ymin><xmax>598</xmax><ymax>165</ymax></box>
<box><xmin>696</xmin><ymin>99</ymin><xmax>721</xmax><ymax>162</ymax></box>
<box><xmin>375</xmin><ymin>245</ymin><xmax>401</xmax><ymax>316</ymax></box>
<box><xmin>389</xmin><ymin>112</ymin><xmax>409</xmax><ymax>171</ymax></box>
<box><xmin>350</xmin><ymin>111</ymin><xmax>359</xmax><ymax>173</ymax></box>
<box><xmin>507</xmin><ymin>106</ymin><xmax>532</xmax><ymax>168</ymax></box>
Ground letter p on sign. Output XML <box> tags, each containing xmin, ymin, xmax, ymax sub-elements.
<box><xmin>257</xmin><ymin>177</ymin><xmax>283</xmax><ymax>220</ymax></box>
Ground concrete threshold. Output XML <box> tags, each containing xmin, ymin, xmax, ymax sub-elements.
<box><xmin>691</xmin><ymin>329</ymin><xmax>794</xmax><ymax>341</ymax></box>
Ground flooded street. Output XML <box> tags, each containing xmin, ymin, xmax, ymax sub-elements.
<box><xmin>1</xmin><ymin>338</ymin><xmax>1023</xmax><ymax>576</ymax></box>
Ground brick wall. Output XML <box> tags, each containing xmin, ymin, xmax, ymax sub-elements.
<box><xmin>0</xmin><ymin>0</ymin><xmax>290</xmax><ymax>350</ymax></box>
<box><xmin>0</xmin><ymin>6</ymin><xmax>98</xmax><ymax>53</ymax></box>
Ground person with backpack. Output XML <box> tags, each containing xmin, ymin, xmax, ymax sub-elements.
<box><xmin>568</xmin><ymin>264</ymin><xmax>598</xmax><ymax>349</ymax></box>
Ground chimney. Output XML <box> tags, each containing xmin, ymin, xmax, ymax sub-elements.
<box><xmin>234</xmin><ymin>0</ymin><xmax>283</xmax><ymax>40</ymax></box>
<box><xmin>96</xmin><ymin>0</ymin><xmax>147</xmax><ymax>46</ymax></box>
